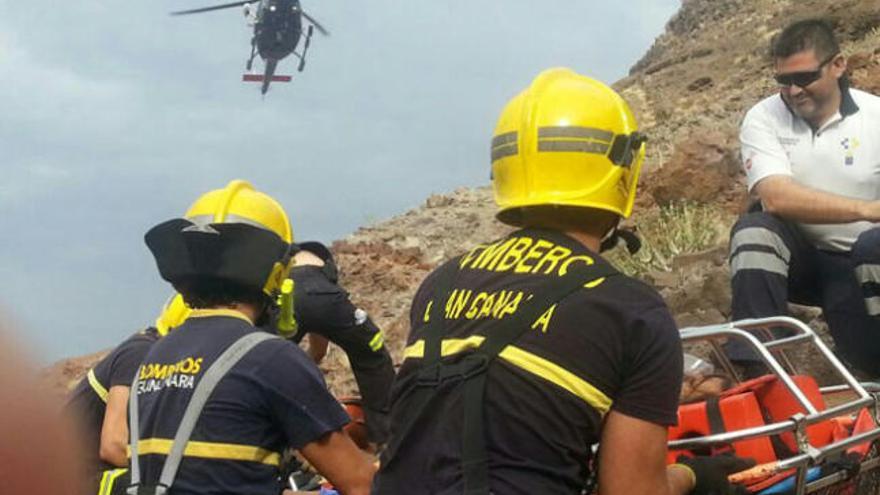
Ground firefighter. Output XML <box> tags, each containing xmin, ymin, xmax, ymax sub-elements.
<box><xmin>373</xmin><ymin>69</ymin><xmax>753</xmax><ymax>494</ymax></box>
<box><xmin>129</xmin><ymin>180</ymin><xmax>374</xmax><ymax>495</ymax></box>
<box><xmin>285</xmin><ymin>240</ymin><xmax>393</xmax><ymax>445</ymax></box>
<box><xmin>65</xmin><ymin>294</ymin><xmax>190</xmax><ymax>491</ymax></box>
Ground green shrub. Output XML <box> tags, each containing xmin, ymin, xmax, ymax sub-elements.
<box><xmin>606</xmin><ymin>202</ymin><xmax>727</xmax><ymax>277</ymax></box>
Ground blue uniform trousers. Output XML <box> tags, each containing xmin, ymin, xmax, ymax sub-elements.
<box><xmin>726</xmin><ymin>212</ymin><xmax>880</xmax><ymax>376</ymax></box>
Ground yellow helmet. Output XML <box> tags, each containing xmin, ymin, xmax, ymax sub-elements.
<box><xmin>145</xmin><ymin>179</ymin><xmax>295</xmax><ymax>298</ymax></box>
<box><xmin>491</xmin><ymin>68</ymin><xmax>646</xmax><ymax>225</ymax></box>
<box><xmin>154</xmin><ymin>293</ymin><xmax>191</xmax><ymax>336</ymax></box>
<box><xmin>185</xmin><ymin>179</ymin><xmax>293</xmax><ymax>243</ymax></box>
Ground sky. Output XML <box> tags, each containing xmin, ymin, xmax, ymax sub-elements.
<box><xmin>0</xmin><ymin>0</ymin><xmax>680</xmax><ymax>363</ymax></box>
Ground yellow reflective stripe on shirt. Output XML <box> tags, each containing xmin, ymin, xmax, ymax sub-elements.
<box><xmin>98</xmin><ymin>468</ymin><xmax>128</xmax><ymax>495</ymax></box>
<box><xmin>402</xmin><ymin>336</ymin><xmax>486</xmax><ymax>359</ymax></box>
<box><xmin>403</xmin><ymin>338</ymin><xmax>613</xmax><ymax>415</ymax></box>
<box><xmin>188</xmin><ymin>308</ymin><xmax>254</xmax><ymax>325</ymax></box>
<box><xmin>87</xmin><ymin>368</ymin><xmax>109</xmax><ymax>403</ymax></box>
<box><xmin>135</xmin><ymin>438</ymin><xmax>281</xmax><ymax>466</ymax></box>
<box><xmin>368</xmin><ymin>331</ymin><xmax>385</xmax><ymax>352</ymax></box>
<box><xmin>498</xmin><ymin>345</ymin><xmax>613</xmax><ymax>413</ymax></box>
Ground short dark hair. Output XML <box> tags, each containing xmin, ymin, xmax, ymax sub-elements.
<box><xmin>771</xmin><ymin>19</ymin><xmax>840</xmax><ymax>60</ymax></box>
<box><xmin>507</xmin><ymin>205</ymin><xmax>619</xmax><ymax>238</ymax></box>
<box><xmin>174</xmin><ymin>277</ymin><xmax>268</xmax><ymax>309</ymax></box>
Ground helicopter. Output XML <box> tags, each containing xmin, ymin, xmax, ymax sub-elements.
<box><xmin>171</xmin><ymin>0</ymin><xmax>329</xmax><ymax>94</ymax></box>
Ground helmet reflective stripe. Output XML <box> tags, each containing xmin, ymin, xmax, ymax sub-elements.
<box><xmin>490</xmin><ymin>132</ymin><xmax>518</xmax><ymax>161</ymax></box>
<box><xmin>537</xmin><ymin>139</ymin><xmax>609</xmax><ymax>154</ymax></box>
<box><xmin>186</xmin><ymin>213</ymin><xmax>276</xmax><ymax>233</ymax></box>
<box><xmin>536</xmin><ymin>126</ymin><xmax>614</xmax><ymax>157</ymax></box>
<box><xmin>537</xmin><ymin>126</ymin><xmax>614</xmax><ymax>141</ymax></box>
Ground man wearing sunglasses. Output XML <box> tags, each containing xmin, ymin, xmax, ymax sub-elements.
<box><xmin>726</xmin><ymin>19</ymin><xmax>880</xmax><ymax>378</ymax></box>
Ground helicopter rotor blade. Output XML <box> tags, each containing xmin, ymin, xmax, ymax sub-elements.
<box><xmin>300</xmin><ymin>10</ymin><xmax>330</xmax><ymax>36</ymax></box>
<box><xmin>171</xmin><ymin>0</ymin><xmax>257</xmax><ymax>16</ymax></box>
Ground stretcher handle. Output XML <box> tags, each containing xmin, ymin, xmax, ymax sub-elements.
<box><xmin>728</xmin><ymin>461</ymin><xmax>780</xmax><ymax>484</ymax></box>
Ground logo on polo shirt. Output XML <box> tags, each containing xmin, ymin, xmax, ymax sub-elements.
<box><xmin>841</xmin><ymin>137</ymin><xmax>860</xmax><ymax>166</ymax></box>
<box><xmin>137</xmin><ymin>356</ymin><xmax>205</xmax><ymax>393</ymax></box>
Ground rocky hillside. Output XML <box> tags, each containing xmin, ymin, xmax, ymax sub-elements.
<box><xmin>43</xmin><ymin>0</ymin><xmax>880</xmax><ymax>395</ymax></box>
<box><xmin>619</xmin><ymin>0</ymin><xmax>880</xmax><ymax>212</ymax></box>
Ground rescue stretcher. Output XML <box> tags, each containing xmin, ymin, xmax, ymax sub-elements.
<box><xmin>671</xmin><ymin>317</ymin><xmax>880</xmax><ymax>495</ymax></box>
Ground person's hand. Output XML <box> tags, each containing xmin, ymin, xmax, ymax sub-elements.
<box><xmin>676</xmin><ymin>454</ymin><xmax>756</xmax><ymax>495</ymax></box>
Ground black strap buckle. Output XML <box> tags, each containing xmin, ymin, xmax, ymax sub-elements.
<box><xmin>416</xmin><ymin>354</ymin><xmax>490</xmax><ymax>387</ymax></box>
<box><xmin>127</xmin><ymin>484</ymin><xmax>168</xmax><ymax>495</ymax></box>
<box><xmin>608</xmin><ymin>132</ymin><xmax>647</xmax><ymax>168</ymax></box>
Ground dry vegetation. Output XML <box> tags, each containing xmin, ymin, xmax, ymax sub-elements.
<box><xmin>607</xmin><ymin>202</ymin><xmax>731</xmax><ymax>277</ymax></box>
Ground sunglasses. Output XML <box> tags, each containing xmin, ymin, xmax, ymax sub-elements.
<box><xmin>774</xmin><ymin>53</ymin><xmax>839</xmax><ymax>88</ymax></box>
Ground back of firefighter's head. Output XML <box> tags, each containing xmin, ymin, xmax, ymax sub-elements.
<box><xmin>490</xmin><ymin>68</ymin><xmax>646</xmax><ymax>236</ymax></box>
<box><xmin>145</xmin><ymin>180</ymin><xmax>294</xmax><ymax>312</ymax></box>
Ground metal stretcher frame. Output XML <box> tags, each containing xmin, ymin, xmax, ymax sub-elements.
<box><xmin>669</xmin><ymin>317</ymin><xmax>880</xmax><ymax>495</ymax></box>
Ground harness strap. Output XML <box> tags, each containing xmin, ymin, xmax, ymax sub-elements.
<box><xmin>472</xmin><ymin>262</ymin><xmax>617</xmax><ymax>360</ymax></box>
<box><xmin>128</xmin><ymin>331</ymin><xmax>278</xmax><ymax>495</ymax></box>
<box><xmin>379</xmin><ymin>264</ymin><xmax>459</xmax><ymax>468</ymax></box>
<box><xmin>129</xmin><ymin>364</ymin><xmax>143</xmax><ymax>490</ymax></box>
<box><xmin>705</xmin><ymin>396</ymin><xmax>726</xmax><ymax>435</ymax></box>
<box><xmin>461</xmin><ymin>370</ymin><xmax>490</xmax><ymax>494</ymax></box>
<box><xmin>458</xmin><ymin>260</ymin><xmax>618</xmax><ymax>494</ymax></box>
<box><xmin>422</xmin><ymin>263</ymin><xmax>460</xmax><ymax>368</ymax></box>
<box><xmin>395</xmin><ymin>255</ymin><xmax>618</xmax><ymax>494</ymax></box>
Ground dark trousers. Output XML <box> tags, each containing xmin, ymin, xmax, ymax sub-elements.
<box><xmin>725</xmin><ymin>212</ymin><xmax>880</xmax><ymax>376</ymax></box>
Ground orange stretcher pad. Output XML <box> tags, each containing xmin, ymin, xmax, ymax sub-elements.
<box><xmin>668</xmin><ymin>389</ymin><xmax>776</xmax><ymax>464</ymax></box>
<box><xmin>668</xmin><ymin>374</ymin><xmax>875</xmax><ymax>492</ymax></box>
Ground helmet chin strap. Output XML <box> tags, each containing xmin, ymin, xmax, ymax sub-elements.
<box><xmin>599</xmin><ymin>226</ymin><xmax>642</xmax><ymax>255</ymax></box>
<box><xmin>253</xmin><ymin>297</ymin><xmax>275</xmax><ymax>328</ymax></box>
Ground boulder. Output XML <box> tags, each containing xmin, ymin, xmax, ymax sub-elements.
<box><xmin>647</xmin><ymin>130</ymin><xmax>748</xmax><ymax>212</ymax></box>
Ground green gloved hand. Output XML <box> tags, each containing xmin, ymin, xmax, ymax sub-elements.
<box><xmin>676</xmin><ymin>454</ymin><xmax>756</xmax><ymax>495</ymax></box>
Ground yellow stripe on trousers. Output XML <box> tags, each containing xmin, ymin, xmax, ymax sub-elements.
<box><xmin>369</xmin><ymin>331</ymin><xmax>385</xmax><ymax>351</ymax></box>
<box><xmin>98</xmin><ymin>468</ymin><xmax>128</xmax><ymax>495</ymax></box>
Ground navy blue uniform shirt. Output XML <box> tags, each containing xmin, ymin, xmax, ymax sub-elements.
<box><xmin>375</xmin><ymin>228</ymin><xmax>683</xmax><ymax>495</ymax></box>
<box><xmin>66</xmin><ymin>328</ymin><xmax>159</xmax><ymax>476</ymax></box>
<box><xmin>134</xmin><ymin>310</ymin><xmax>349</xmax><ymax>495</ymax></box>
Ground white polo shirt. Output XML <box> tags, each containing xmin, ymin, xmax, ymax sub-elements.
<box><xmin>741</xmin><ymin>85</ymin><xmax>880</xmax><ymax>251</ymax></box>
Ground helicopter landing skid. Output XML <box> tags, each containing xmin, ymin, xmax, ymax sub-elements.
<box><xmin>246</xmin><ymin>38</ymin><xmax>257</xmax><ymax>71</ymax></box>
<box><xmin>296</xmin><ymin>24</ymin><xmax>315</xmax><ymax>72</ymax></box>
